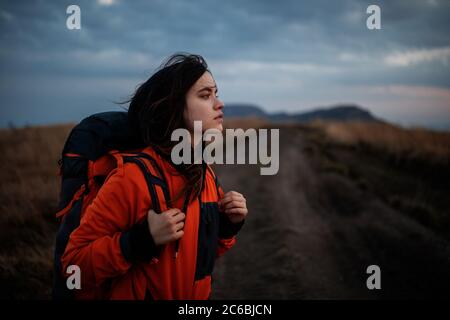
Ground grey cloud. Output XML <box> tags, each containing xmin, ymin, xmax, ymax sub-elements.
<box><xmin>0</xmin><ymin>0</ymin><xmax>449</xmax><ymax>128</ymax></box>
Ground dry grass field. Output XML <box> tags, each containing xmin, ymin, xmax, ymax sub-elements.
<box><xmin>0</xmin><ymin>119</ymin><xmax>449</xmax><ymax>299</ymax></box>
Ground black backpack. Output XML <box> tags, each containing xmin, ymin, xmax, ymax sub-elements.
<box><xmin>52</xmin><ymin>111</ymin><xmax>171</xmax><ymax>299</ymax></box>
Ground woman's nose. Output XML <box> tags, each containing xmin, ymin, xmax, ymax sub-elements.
<box><xmin>214</xmin><ymin>98</ymin><xmax>224</xmax><ymax>111</ymax></box>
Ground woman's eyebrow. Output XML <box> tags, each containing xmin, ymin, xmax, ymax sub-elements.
<box><xmin>197</xmin><ymin>86</ymin><xmax>218</xmax><ymax>93</ymax></box>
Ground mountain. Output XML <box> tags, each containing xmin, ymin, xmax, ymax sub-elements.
<box><xmin>223</xmin><ymin>104</ymin><xmax>267</xmax><ymax>118</ymax></box>
<box><xmin>274</xmin><ymin>105</ymin><xmax>379</xmax><ymax>122</ymax></box>
<box><xmin>224</xmin><ymin>103</ymin><xmax>381</xmax><ymax>123</ymax></box>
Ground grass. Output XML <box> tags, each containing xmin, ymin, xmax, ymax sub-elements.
<box><xmin>0</xmin><ymin>124</ymin><xmax>73</xmax><ymax>299</ymax></box>
<box><xmin>305</xmin><ymin>120</ymin><xmax>450</xmax><ymax>239</ymax></box>
<box><xmin>223</xmin><ymin>117</ymin><xmax>270</xmax><ymax>130</ymax></box>
<box><xmin>311</xmin><ymin>120</ymin><xmax>450</xmax><ymax>165</ymax></box>
<box><xmin>0</xmin><ymin>119</ymin><xmax>449</xmax><ymax>298</ymax></box>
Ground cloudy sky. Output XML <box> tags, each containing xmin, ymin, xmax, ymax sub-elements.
<box><xmin>1</xmin><ymin>0</ymin><xmax>449</xmax><ymax>129</ymax></box>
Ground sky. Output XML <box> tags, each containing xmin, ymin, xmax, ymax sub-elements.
<box><xmin>0</xmin><ymin>0</ymin><xmax>449</xmax><ymax>130</ymax></box>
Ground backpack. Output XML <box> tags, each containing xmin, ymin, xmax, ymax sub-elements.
<box><xmin>52</xmin><ymin>111</ymin><xmax>172</xmax><ymax>300</ymax></box>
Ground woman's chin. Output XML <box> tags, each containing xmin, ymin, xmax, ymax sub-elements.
<box><xmin>205</xmin><ymin>123</ymin><xmax>223</xmax><ymax>132</ymax></box>
<box><xmin>215</xmin><ymin>123</ymin><xmax>223</xmax><ymax>132</ymax></box>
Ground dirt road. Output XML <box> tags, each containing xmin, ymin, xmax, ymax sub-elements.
<box><xmin>211</xmin><ymin>126</ymin><xmax>450</xmax><ymax>299</ymax></box>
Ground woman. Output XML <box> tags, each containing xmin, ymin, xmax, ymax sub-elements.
<box><xmin>61</xmin><ymin>53</ymin><xmax>248</xmax><ymax>300</ymax></box>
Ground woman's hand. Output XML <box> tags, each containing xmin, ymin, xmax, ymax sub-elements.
<box><xmin>218</xmin><ymin>191</ymin><xmax>248</xmax><ymax>224</ymax></box>
<box><xmin>147</xmin><ymin>208</ymin><xmax>185</xmax><ymax>246</ymax></box>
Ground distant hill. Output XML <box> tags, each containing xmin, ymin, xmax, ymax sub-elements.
<box><xmin>223</xmin><ymin>104</ymin><xmax>268</xmax><ymax>118</ymax></box>
<box><xmin>224</xmin><ymin>104</ymin><xmax>381</xmax><ymax>123</ymax></box>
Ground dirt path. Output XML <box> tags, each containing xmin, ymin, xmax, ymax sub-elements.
<box><xmin>211</xmin><ymin>127</ymin><xmax>450</xmax><ymax>299</ymax></box>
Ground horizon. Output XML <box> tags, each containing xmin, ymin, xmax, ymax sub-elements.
<box><xmin>3</xmin><ymin>103</ymin><xmax>449</xmax><ymax>133</ymax></box>
<box><xmin>1</xmin><ymin>0</ymin><xmax>449</xmax><ymax>131</ymax></box>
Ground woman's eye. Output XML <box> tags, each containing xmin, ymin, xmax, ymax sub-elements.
<box><xmin>200</xmin><ymin>93</ymin><xmax>218</xmax><ymax>99</ymax></box>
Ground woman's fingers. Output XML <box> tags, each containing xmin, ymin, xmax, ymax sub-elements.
<box><xmin>172</xmin><ymin>229</ymin><xmax>184</xmax><ymax>241</ymax></box>
<box><xmin>222</xmin><ymin>199</ymin><xmax>246</xmax><ymax>210</ymax></box>
<box><xmin>171</xmin><ymin>210</ymin><xmax>186</xmax><ymax>223</ymax></box>
<box><xmin>174</xmin><ymin>221</ymin><xmax>185</xmax><ymax>232</ymax></box>
<box><xmin>224</xmin><ymin>207</ymin><xmax>248</xmax><ymax>215</ymax></box>
<box><xmin>147</xmin><ymin>208</ymin><xmax>185</xmax><ymax>246</ymax></box>
<box><xmin>151</xmin><ymin>207</ymin><xmax>180</xmax><ymax>218</ymax></box>
<box><xmin>219</xmin><ymin>193</ymin><xmax>245</xmax><ymax>207</ymax></box>
<box><xmin>166</xmin><ymin>208</ymin><xmax>181</xmax><ymax>217</ymax></box>
<box><xmin>219</xmin><ymin>191</ymin><xmax>247</xmax><ymax>214</ymax></box>
<box><xmin>220</xmin><ymin>195</ymin><xmax>245</xmax><ymax>205</ymax></box>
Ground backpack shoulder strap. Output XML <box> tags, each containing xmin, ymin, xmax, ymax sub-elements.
<box><xmin>205</xmin><ymin>164</ymin><xmax>222</xmax><ymax>198</ymax></box>
<box><xmin>122</xmin><ymin>153</ymin><xmax>171</xmax><ymax>214</ymax></box>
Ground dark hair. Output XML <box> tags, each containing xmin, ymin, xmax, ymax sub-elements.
<box><xmin>127</xmin><ymin>53</ymin><xmax>209</xmax><ymax>204</ymax></box>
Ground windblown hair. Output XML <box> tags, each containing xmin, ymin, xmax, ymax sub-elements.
<box><xmin>127</xmin><ymin>53</ymin><xmax>209</xmax><ymax>204</ymax></box>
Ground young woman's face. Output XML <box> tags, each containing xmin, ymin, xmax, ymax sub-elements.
<box><xmin>184</xmin><ymin>71</ymin><xmax>224</xmax><ymax>133</ymax></box>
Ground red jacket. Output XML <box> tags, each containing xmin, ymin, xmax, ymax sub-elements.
<box><xmin>61</xmin><ymin>145</ymin><xmax>243</xmax><ymax>300</ymax></box>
